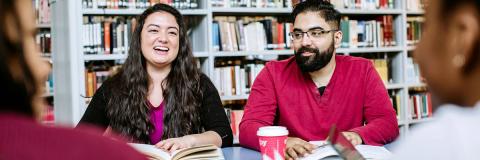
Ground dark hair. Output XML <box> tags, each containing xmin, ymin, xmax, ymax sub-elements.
<box><xmin>291</xmin><ymin>0</ymin><xmax>341</xmax><ymax>29</ymax></box>
<box><xmin>104</xmin><ymin>3</ymin><xmax>202</xmax><ymax>143</ymax></box>
<box><xmin>439</xmin><ymin>0</ymin><xmax>480</xmax><ymax>73</ymax></box>
<box><xmin>0</xmin><ymin>0</ymin><xmax>37</xmax><ymax>116</ymax></box>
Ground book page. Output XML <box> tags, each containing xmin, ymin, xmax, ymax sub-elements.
<box><xmin>298</xmin><ymin>141</ymin><xmax>339</xmax><ymax>160</ymax></box>
<box><xmin>129</xmin><ymin>143</ymin><xmax>222</xmax><ymax>160</ymax></box>
<box><xmin>300</xmin><ymin>141</ymin><xmax>392</xmax><ymax>160</ymax></box>
<box><xmin>354</xmin><ymin>145</ymin><xmax>392</xmax><ymax>160</ymax></box>
<box><xmin>172</xmin><ymin>144</ymin><xmax>220</xmax><ymax>160</ymax></box>
<box><xmin>128</xmin><ymin>143</ymin><xmax>170</xmax><ymax>160</ymax></box>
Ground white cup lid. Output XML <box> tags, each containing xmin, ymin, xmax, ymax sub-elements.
<box><xmin>257</xmin><ymin>126</ymin><xmax>289</xmax><ymax>137</ymax></box>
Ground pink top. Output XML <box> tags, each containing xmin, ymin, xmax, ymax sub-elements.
<box><xmin>0</xmin><ymin>113</ymin><xmax>146</xmax><ymax>160</ymax></box>
<box><xmin>148</xmin><ymin>101</ymin><xmax>164</xmax><ymax>144</ymax></box>
<box><xmin>239</xmin><ymin>55</ymin><xmax>399</xmax><ymax>150</ymax></box>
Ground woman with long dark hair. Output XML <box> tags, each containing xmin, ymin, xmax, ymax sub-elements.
<box><xmin>0</xmin><ymin>0</ymin><xmax>146</xmax><ymax>159</ymax></box>
<box><xmin>79</xmin><ymin>3</ymin><xmax>232</xmax><ymax>151</ymax></box>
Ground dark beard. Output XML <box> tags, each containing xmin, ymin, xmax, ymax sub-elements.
<box><xmin>294</xmin><ymin>42</ymin><xmax>335</xmax><ymax>73</ymax></box>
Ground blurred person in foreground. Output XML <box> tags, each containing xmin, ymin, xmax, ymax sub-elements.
<box><xmin>393</xmin><ymin>0</ymin><xmax>480</xmax><ymax>159</ymax></box>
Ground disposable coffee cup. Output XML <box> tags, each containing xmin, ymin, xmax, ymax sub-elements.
<box><xmin>257</xmin><ymin>126</ymin><xmax>289</xmax><ymax>160</ymax></box>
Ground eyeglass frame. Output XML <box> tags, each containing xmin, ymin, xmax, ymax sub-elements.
<box><xmin>288</xmin><ymin>28</ymin><xmax>339</xmax><ymax>41</ymax></box>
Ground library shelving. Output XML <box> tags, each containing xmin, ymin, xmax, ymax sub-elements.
<box><xmin>34</xmin><ymin>0</ymin><xmax>54</xmax><ymax>124</ymax></box>
<box><xmin>51</xmin><ymin>0</ymin><xmax>431</xmax><ymax>141</ymax></box>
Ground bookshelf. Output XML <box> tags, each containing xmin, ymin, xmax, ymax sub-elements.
<box><xmin>34</xmin><ymin>0</ymin><xmax>54</xmax><ymax>125</ymax></box>
<box><xmin>51</xmin><ymin>0</ymin><xmax>432</xmax><ymax>141</ymax></box>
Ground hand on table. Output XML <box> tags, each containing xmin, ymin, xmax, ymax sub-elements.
<box><xmin>285</xmin><ymin>137</ymin><xmax>317</xmax><ymax>160</ymax></box>
<box><xmin>341</xmin><ymin>131</ymin><xmax>363</xmax><ymax>146</ymax></box>
<box><xmin>155</xmin><ymin>135</ymin><xmax>195</xmax><ymax>153</ymax></box>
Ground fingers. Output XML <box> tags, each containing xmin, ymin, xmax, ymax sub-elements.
<box><xmin>293</xmin><ymin>144</ymin><xmax>309</xmax><ymax>157</ymax></box>
<box><xmin>286</xmin><ymin>147</ymin><xmax>299</xmax><ymax>159</ymax></box>
<box><xmin>155</xmin><ymin>137</ymin><xmax>191</xmax><ymax>153</ymax></box>
<box><xmin>169</xmin><ymin>143</ymin><xmax>180</xmax><ymax>153</ymax></box>
<box><xmin>342</xmin><ymin>132</ymin><xmax>363</xmax><ymax>145</ymax></box>
<box><xmin>156</xmin><ymin>139</ymin><xmax>176</xmax><ymax>151</ymax></box>
<box><xmin>286</xmin><ymin>144</ymin><xmax>314</xmax><ymax>159</ymax></box>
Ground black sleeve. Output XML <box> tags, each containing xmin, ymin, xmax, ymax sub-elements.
<box><xmin>199</xmin><ymin>74</ymin><xmax>233</xmax><ymax>147</ymax></box>
<box><xmin>78</xmin><ymin>83</ymin><xmax>110</xmax><ymax>130</ymax></box>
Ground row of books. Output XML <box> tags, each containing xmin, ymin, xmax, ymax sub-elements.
<box><xmin>213</xmin><ymin>59</ymin><xmax>265</xmax><ymax>96</ymax></box>
<box><xmin>33</xmin><ymin>0</ymin><xmax>50</xmax><ymax>25</ymax></box>
<box><xmin>42</xmin><ymin>102</ymin><xmax>54</xmax><ymax>126</ymax></box>
<box><xmin>406</xmin><ymin>0</ymin><xmax>426</xmax><ymax>11</ymax></box>
<box><xmin>211</xmin><ymin>0</ymin><xmax>292</xmax><ymax>8</ymax></box>
<box><xmin>82</xmin><ymin>0</ymin><xmax>199</xmax><ymax>9</ymax></box>
<box><xmin>329</xmin><ymin>0</ymin><xmax>396</xmax><ymax>10</ymax></box>
<box><xmin>369</xmin><ymin>58</ymin><xmax>389</xmax><ymax>84</ymax></box>
<box><xmin>406</xmin><ymin>17</ymin><xmax>424</xmax><ymax>46</ymax></box>
<box><xmin>340</xmin><ymin>15</ymin><xmax>396</xmax><ymax>48</ymax></box>
<box><xmin>405</xmin><ymin>57</ymin><xmax>422</xmax><ymax>84</ymax></box>
<box><xmin>44</xmin><ymin>72</ymin><xmax>54</xmax><ymax>97</ymax></box>
<box><xmin>388</xmin><ymin>90</ymin><xmax>401</xmax><ymax>119</ymax></box>
<box><xmin>82</xmin><ymin>16</ymin><xmax>136</xmax><ymax>55</ymax></box>
<box><xmin>213</xmin><ymin>16</ymin><xmax>293</xmax><ymax>52</ymax></box>
<box><xmin>85</xmin><ymin>70</ymin><xmax>111</xmax><ymax>97</ymax></box>
<box><xmin>409</xmin><ymin>92</ymin><xmax>433</xmax><ymax>120</ymax></box>
<box><xmin>85</xmin><ymin>64</ymin><xmax>121</xmax><ymax>97</ymax></box>
<box><xmin>36</xmin><ymin>31</ymin><xmax>51</xmax><ymax>54</ymax></box>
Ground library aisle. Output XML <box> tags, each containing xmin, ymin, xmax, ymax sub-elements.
<box><xmin>46</xmin><ymin>0</ymin><xmax>430</xmax><ymax>144</ymax></box>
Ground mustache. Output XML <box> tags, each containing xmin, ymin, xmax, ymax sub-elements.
<box><xmin>296</xmin><ymin>47</ymin><xmax>320</xmax><ymax>55</ymax></box>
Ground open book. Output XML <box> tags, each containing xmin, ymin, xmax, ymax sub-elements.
<box><xmin>128</xmin><ymin>143</ymin><xmax>224</xmax><ymax>160</ymax></box>
<box><xmin>298</xmin><ymin>141</ymin><xmax>393</xmax><ymax>160</ymax></box>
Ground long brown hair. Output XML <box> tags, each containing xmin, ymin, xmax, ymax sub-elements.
<box><xmin>104</xmin><ymin>3</ymin><xmax>202</xmax><ymax>143</ymax></box>
<box><xmin>0</xmin><ymin>0</ymin><xmax>38</xmax><ymax>116</ymax></box>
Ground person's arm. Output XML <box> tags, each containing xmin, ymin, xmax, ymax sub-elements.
<box><xmin>78</xmin><ymin>84</ymin><xmax>110</xmax><ymax>130</ymax></box>
<box><xmin>156</xmin><ymin>74</ymin><xmax>232</xmax><ymax>152</ymax></box>
<box><xmin>239</xmin><ymin>65</ymin><xmax>278</xmax><ymax>150</ymax></box>
<box><xmin>348</xmin><ymin>63</ymin><xmax>399</xmax><ymax>145</ymax></box>
<box><xmin>197</xmin><ymin>74</ymin><xmax>233</xmax><ymax>147</ymax></box>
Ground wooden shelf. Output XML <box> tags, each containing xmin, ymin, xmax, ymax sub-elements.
<box><xmin>338</xmin><ymin>46</ymin><xmax>404</xmax><ymax>53</ymax></box>
<box><xmin>221</xmin><ymin>95</ymin><xmax>249</xmax><ymax>101</ymax></box>
<box><xmin>82</xmin><ymin>8</ymin><xmax>208</xmax><ymax>15</ymax></box>
<box><xmin>37</xmin><ymin>23</ymin><xmax>51</xmax><ymax>29</ymax></box>
<box><xmin>386</xmin><ymin>83</ymin><xmax>404</xmax><ymax>89</ymax></box>
<box><xmin>409</xmin><ymin>118</ymin><xmax>434</xmax><ymax>124</ymax></box>
<box><xmin>211</xmin><ymin>7</ymin><xmax>291</xmax><ymax>14</ymax></box>
<box><xmin>213</xmin><ymin>50</ymin><xmax>293</xmax><ymax>57</ymax></box>
<box><xmin>337</xmin><ymin>8</ymin><xmax>403</xmax><ymax>15</ymax></box>
<box><xmin>84</xmin><ymin>54</ymin><xmax>127</xmax><ymax>61</ymax></box>
<box><xmin>407</xmin><ymin>10</ymin><xmax>425</xmax><ymax>15</ymax></box>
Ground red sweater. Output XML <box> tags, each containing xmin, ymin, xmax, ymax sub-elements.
<box><xmin>0</xmin><ymin>113</ymin><xmax>146</xmax><ymax>160</ymax></box>
<box><xmin>239</xmin><ymin>55</ymin><xmax>399</xmax><ymax>150</ymax></box>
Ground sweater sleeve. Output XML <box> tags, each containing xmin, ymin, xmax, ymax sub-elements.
<box><xmin>239</xmin><ymin>65</ymin><xmax>278</xmax><ymax>151</ymax></box>
<box><xmin>78</xmin><ymin>84</ymin><xmax>110</xmax><ymax>130</ymax></box>
<box><xmin>199</xmin><ymin>74</ymin><xmax>233</xmax><ymax>147</ymax></box>
<box><xmin>349</xmin><ymin>63</ymin><xmax>399</xmax><ymax>145</ymax></box>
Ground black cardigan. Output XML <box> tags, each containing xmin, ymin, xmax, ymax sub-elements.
<box><xmin>79</xmin><ymin>74</ymin><xmax>233</xmax><ymax>147</ymax></box>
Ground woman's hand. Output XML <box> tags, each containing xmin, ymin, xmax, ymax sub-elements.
<box><xmin>155</xmin><ymin>135</ymin><xmax>196</xmax><ymax>153</ymax></box>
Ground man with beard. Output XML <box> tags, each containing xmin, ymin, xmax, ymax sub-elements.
<box><xmin>238</xmin><ymin>0</ymin><xmax>399</xmax><ymax>159</ymax></box>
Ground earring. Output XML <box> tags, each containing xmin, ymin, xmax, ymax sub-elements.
<box><xmin>452</xmin><ymin>54</ymin><xmax>465</xmax><ymax>68</ymax></box>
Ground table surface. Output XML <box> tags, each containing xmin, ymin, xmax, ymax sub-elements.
<box><xmin>221</xmin><ymin>144</ymin><xmax>394</xmax><ymax>160</ymax></box>
<box><xmin>222</xmin><ymin>147</ymin><xmax>261</xmax><ymax>160</ymax></box>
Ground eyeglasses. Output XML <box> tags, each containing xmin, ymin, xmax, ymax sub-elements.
<box><xmin>288</xmin><ymin>29</ymin><xmax>338</xmax><ymax>41</ymax></box>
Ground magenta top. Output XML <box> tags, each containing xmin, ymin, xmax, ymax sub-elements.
<box><xmin>148</xmin><ymin>101</ymin><xmax>164</xmax><ymax>145</ymax></box>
